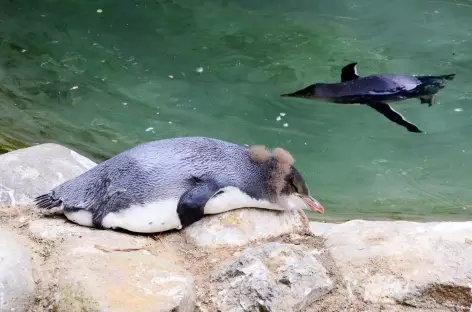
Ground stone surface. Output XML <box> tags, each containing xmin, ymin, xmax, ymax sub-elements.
<box><xmin>183</xmin><ymin>207</ymin><xmax>312</xmax><ymax>248</ymax></box>
<box><xmin>309</xmin><ymin>221</ymin><xmax>335</xmax><ymax>237</ymax></box>
<box><xmin>0</xmin><ymin>228</ymin><xmax>35</xmax><ymax>312</ymax></box>
<box><xmin>29</xmin><ymin>219</ymin><xmax>196</xmax><ymax>312</ymax></box>
<box><xmin>211</xmin><ymin>242</ymin><xmax>333</xmax><ymax>312</ymax></box>
<box><xmin>0</xmin><ymin>143</ymin><xmax>96</xmax><ymax>205</ymax></box>
<box><xmin>323</xmin><ymin>220</ymin><xmax>472</xmax><ymax>311</ymax></box>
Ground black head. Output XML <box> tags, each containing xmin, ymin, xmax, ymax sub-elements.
<box><xmin>280</xmin><ymin>166</ymin><xmax>324</xmax><ymax>214</ymax></box>
<box><xmin>248</xmin><ymin>145</ymin><xmax>325</xmax><ymax>214</ymax></box>
<box><xmin>281</xmin><ymin>166</ymin><xmax>309</xmax><ymax>196</ymax></box>
<box><xmin>280</xmin><ymin>84</ymin><xmax>318</xmax><ymax>99</ymax></box>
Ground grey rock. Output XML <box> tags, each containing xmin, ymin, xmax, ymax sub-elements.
<box><xmin>0</xmin><ymin>143</ymin><xmax>96</xmax><ymax>205</ymax></box>
<box><xmin>29</xmin><ymin>219</ymin><xmax>196</xmax><ymax>312</ymax></box>
<box><xmin>211</xmin><ymin>242</ymin><xmax>333</xmax><ymax>312</ymax></box>
<box><xmin>184</xmin><ymin>207</ymin><xmax>312</xmax><ymax>248</ymax></box>
<box><xmin>0</xmin><ymin>228</ymin><xmax>35</xmax><ymax>312</ymax></box>
<box><xmin>324</xmin><ymin>220</ymin><xmax>472</xmax><ymax>311</ymax></box>
<box><xmin>309</xmin><ymin>221</ymin><xmax>335</xmax><ymax>237</ymax></box>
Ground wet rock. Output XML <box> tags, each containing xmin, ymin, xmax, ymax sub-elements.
<box><xmin>29</xmin><ymin>219</ymin><xmax>196</xmax><ymax>312</ymax></box>
<box><xmin>0</xmin><ymin>228</ymin><xmax>35</xmax><ymax>312</ymax></box>
<box><xmin>211</xmin><ymin>242</ymin><xmax>332</xmax><ymax>312</ymax></box>
<box><xmin>183</xmin><ymin>207</ymin><xmax>312</xmax><ymax>248</ymax></box>
<box><xmin>0</xmin><ymin>143</ymin><xmax>96</xmax><ymax>205</ymax></box>
<box><xmin>324</xmin><ymin>220</ymin><xmax>472</xmax><ymax>311</ymax></box>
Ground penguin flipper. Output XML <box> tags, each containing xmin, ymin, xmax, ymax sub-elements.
<box><xmin>341</xmin><ymin>62</ymin><xmax>360</xmax><ymax>82</ymax></box>
<box><xmin>367</xmin><ymin>102</ymin><xmax>423</xmax><ymax>133</ymax></box>
<box><xmin>177</xmin><ymin>181</ymin><xmax>222</xmax><ymax>227</ymax></box>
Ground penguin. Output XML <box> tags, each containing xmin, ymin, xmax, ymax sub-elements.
<box><xmin>281</xmin><ymin>62</ymin><xmax>456</xmax><ymax>133</ymax></box>
<box><xmin>34</xmin><ymin>137</ymin><xmax>324</xmax><ymax>234</ymax></box>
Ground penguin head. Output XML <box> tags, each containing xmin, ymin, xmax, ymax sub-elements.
<box><xmin>278</xmin><ymin>165</ymin><xmax>325</xmax><ymax>214</ymax></box>
<box><xmin>280</xmin><ymin>84</ymin><xmax>318</xmax><ymax>99</ymax></box>
<box><xmin>250</xmin><ymin>145</ymin><xmax>325</xmax><ymax>214</ymax></box>
<box><xmin>281</xmin><ymin>166</ymin><xmax>309</xmax><ymax>197</ymax></box>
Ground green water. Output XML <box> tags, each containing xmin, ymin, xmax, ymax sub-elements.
<box><xmin>1</xmin><ymin>0</ymin><xmax>472</xmax><ymax>222</ymax></box>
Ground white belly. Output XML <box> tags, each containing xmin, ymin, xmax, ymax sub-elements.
<box><xmin>101</xmin><ymin>199</ymin><xmax>182</xmax><ymax>233</ymax></box>
<box><xmin>63</xmin><ymin>186</ymin><xmax>306</xmax><ymax>234</ymax></box>
<box><xmin>64</xmin><ymin>210</ymin><xmax>94</xmax><ymax>227</ymax></box>
<box><xmin>204</xmin><ymin>186</ymin><xmax>289</xmax><ymax>214</ymax></box>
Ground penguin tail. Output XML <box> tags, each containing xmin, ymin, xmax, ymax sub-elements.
<box><xmin>34</xmin><ymin>193</ymin><xmax>62</xmax><ymax>210</ymax></box>
<box><xmin>416</xmin><ymin>73</ymin><xmax>456</xmax><ymax>83</ymax></box>
<box><xmin>432</xmin><ymin>74</ymin><xmax>456</xmax><ymax>80</ymax></box>
<box><xmin>441</xmin><ymin>73</ymin><xmax>456</xmax><ymax>81</ymax></box>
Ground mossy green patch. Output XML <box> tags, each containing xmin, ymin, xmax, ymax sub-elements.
<box><xmin>54</xmin><ymin>284</ymin><xmax>100</xmax><ymax>312</ymax></box>
<box><xmin>219</xmin><ymin>214</ymin><xmax>241</xmax><ymax>226</ymax></box>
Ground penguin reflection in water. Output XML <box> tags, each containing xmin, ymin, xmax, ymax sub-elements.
<box><xmin>281</xmin><ymin>62</ymin><xmax>455</xmax><ymax>133</ymax></box>
<box><xmin>34</xmin><ymin>137</ymin><xmax>324</xmax><ymax>234</ymax></box>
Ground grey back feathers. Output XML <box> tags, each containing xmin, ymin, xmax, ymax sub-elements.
<box><xmin>315</xmin><ymin>74</ymin><xmax>421</xmax><ymax>99</ymax></box>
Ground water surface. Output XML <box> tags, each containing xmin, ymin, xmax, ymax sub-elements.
<box><xmin>1</xmin><ymin>0</ymin><xmax>472</xmax><ymax>221</ymax></box>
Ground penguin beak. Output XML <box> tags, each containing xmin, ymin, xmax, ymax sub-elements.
<box><xmin>280</xmin><ymin>91</ymin><xmax>300</xmax><ymax>98</ymax></box>
<box><xmin>280</xmin><ymin>85</ymin><xmax>315</xmax><ymax>99</ymax></box>
<box><xmin>295</xmin><ymin>194</ymin><xmax>325</xmax><ymax>214</ymax></box>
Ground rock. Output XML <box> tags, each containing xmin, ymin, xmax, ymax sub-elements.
<box><xmin>324</xmin><ymin>220</ymin><xmax>472</xmax><ymax>311</ymax></box>
<box><xmin>0</xmin><ymin>143</ymin><xmax>96</xmax><ymax>205</ymax></box>
<box><xmin>28</xmin><ymin>217</ymin><xmax>103</xmax><ymax>241</ymax></box>
<box><xmin>211</xmin><ymin>242</ymin><xmax>333</xmax><ymax>312</ymax></box>
<box><xmin>0</xmin><ymin>228</ymin><xmax>35</xmax><ymax>312</ymax></box>
<box><xmin>309</xmin><ymin>221</ymin><xmax>335</xmax><ymax>237</ymax></box>
<box><xmin>29</xmin><ymin>219</ymin><xmax>196</xmax><ymax>312</ymax></box>
<box><xmin>183</xmin><ymin>207</ymin><xmax>312</xmax><ymax>248</ymax></box>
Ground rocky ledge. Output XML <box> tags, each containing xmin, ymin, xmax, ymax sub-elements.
<box><xmin>0</xmin><ymin>143</ymin><xmax>471</xmax><ymax>312</ymax></box>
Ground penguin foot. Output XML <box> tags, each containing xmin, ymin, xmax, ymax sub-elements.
<box><xmin>406</xmin><ymin>124</ymin><xmax>423</xmax><ymax>133</ymax></box>
<box><xmin>367</xmin><ymin>102</ymin><xmax>423</xmax><ymax>134</ymax></box>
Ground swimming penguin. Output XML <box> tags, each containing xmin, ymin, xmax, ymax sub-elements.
<box><xmin>34</xmin><ymin>137</ymin><xmax>324</xmax><ymax>234</ymax></box>
<box><xmin>281</xmin><ymin>62</ymin><xmax>456</xmax><ymax>133</ymax></box>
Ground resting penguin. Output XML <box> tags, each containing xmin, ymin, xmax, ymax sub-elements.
<box><xmin>281</xmin><ymin>62</ymin><xmax>456</xmax><ymax>133</ymax></box>
<box><xmin>34</xmin><ymin>137</ymin><xmax>324</xmax><ymax>234</ymax></box>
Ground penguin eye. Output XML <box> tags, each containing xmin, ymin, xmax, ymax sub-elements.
<box><xmin>212</xmin><ymin>190</ymin><xmax>224</xmax><ymax>198</ymax></box>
